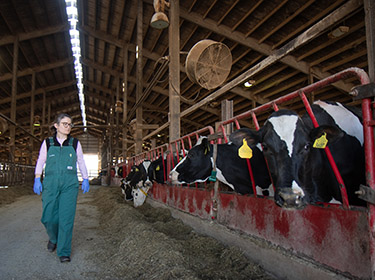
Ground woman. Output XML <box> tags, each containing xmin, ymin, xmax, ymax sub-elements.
<box><xmin>33</xmin><ymin>113</ymin><xmax>90</xmax><ymax>263</ymax></box>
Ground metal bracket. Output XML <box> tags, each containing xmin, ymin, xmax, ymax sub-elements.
<box><xmin>355</xmin><ymin>184</ymin><xmax>375</xmax><ymax>205</ymax></box>
<box><xmin>350</xmin><ymin>83</ymin><xmax>375</xmax><ymax>100</ymax></box>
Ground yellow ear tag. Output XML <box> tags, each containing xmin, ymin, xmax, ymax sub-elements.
<box><xmin>239</xmin><ymin>139</ymin><xmax>253</xmax><ymax>159</ymax></box>
<box><xmin>313</xmin><ymin>132</ymin><xmax>328</xmax><ymax>149</ymax></box>
<box><xmin>156</xmin><ymin>165</ymin><xmax>160</xmax><ymax>171</ymax></box>
<box><xmin>135</xmin><ymin>167</ymin><xmax>139</xmax><ymax>172</ymax></box>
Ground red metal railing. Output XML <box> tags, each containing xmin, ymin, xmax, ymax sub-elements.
<box><xmin>217</xmin><ymin>67</ymin><xmax>374</xmax><ymax>209</ymax></box>
<box><xmin>116</xmin><ymin>67</ymin><xmax>374</xmax><ymax>278</ymax></box>
<box><xmin>168</xmin><ymin>126</ymin><xmax>215</xmax><ymax>187</ymax></box>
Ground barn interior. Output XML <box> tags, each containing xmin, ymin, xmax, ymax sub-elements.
<box><xmin>0</xmin><ymin>0</ymin><xmax>373</xmax><ymax>172</ymax></box>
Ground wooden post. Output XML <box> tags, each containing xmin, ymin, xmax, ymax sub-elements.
<box><xmin>364</xmin><ymin>0</ymin><xmax>375</xmax><ymax>82</ymax></box>
<box><xmin>135</xmin><ymin>0</ymin><xmax>143</xmax><ymax>154</ymax></box>
<box><xmin>308</xmin><ymin>69</ymin><xmax>315</xmax><ymax>103</ymax></box>
<box><xmin>364</xmin><ymin>1</ymin><xmax>375</xmax><ymax>278</ymax></box>
<box><xmin>221</xmin><ymin>100</ymin><xmax>233</xmax><ymax>135</ymax></box>
<box><xmin>115</xmin><ymin>76</ymin><xmax>120</xmax><ymax>163</ymax></box>
<box><xmin>151</xmin><ymin>139</ymin><xmax>156</xmax><ymax>150</ymax></box>
<box><xmin>122</xmin><ymin>45</ymin><xmax>128</xmax><ymax>159</ymax></box>
<box><xmin>10</xmin><ymin>37</ymin><xmax>18</xmax><ymax>162</ymax></box>
<box><xmin>47</xmin><ymin>103</ymin><xmax>51</xmax><ymax>136</ymax></box>
<box><xmin>42</xmin><ymin>90</ymin><xmax>46</xmax><ymax>139</ymax></box>
<box><xmin>169</xmin><ymin>0</ymin><xmax>180</xmax><ymax>143</ymax></box>
<box><xmin>29</xmin><ymin>72</ymin><xmax>35</xmax><ymax>164</ymax></box>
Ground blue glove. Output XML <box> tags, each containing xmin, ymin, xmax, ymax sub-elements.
<box><xmin>82</xmin><ymin>179</ymin><xmax>90</xmax><ymax>194</ymax></box>
<box><xmin>33</xmin><ymin>177</ymin><xmax>42</xmax><ymax>195</ymax></box>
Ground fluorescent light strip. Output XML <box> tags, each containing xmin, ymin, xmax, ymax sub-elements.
<box><xmin>65</xmin><ymin>0</ymin><xmax>87</xmax><ymax>129</ymax></box>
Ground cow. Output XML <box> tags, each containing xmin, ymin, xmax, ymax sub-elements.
<box><xmin>148</xmin><ymin>156</ymin><xmax>167</xmax><ymax>184</ymax></box>
<box><xmin>120</xmin><ymin>178</ymin><xmax>133</xmax><ymax>201</ymax></box>
<box><xmin>169</xmin><ymin>136</ymin><xmax>273</xmax><ymax>196</ymax></box>
<box><xmin>229</xmin><ymin>100</ymin><xmax>366</xmax><ymax>208</ymax></box>
<box><xmin>147</xmin><ymin>152</ymin><xmax>184</xmax><ymax>183</ymax></box>
<box><xmin>126</xmin><ymin>160</ymin><xmax>153</xmax><ymax>207</ymax></box>
<box><xmin>128</xmin><ymin>152</ymin><xmax>189</xmax><ymax>206</ymax></box>
<box><xmin>120</xmin><ymin>165</ymin><xmax>138</xmax><ymax>201</ymax></box>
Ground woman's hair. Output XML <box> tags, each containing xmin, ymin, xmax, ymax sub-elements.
<box><xmin>50</xmin><ymin>113</ymin><xmax>72</xmax><ymax>133</ymax></box>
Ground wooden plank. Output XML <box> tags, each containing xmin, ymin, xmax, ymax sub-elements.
<box><xmin>180</xmin><ymin>0</ymin><xmax>362</xmax><ymax>119</ymax></box>
<box><xmin>169</xmin><ymin>0</ymin><xmax>181</xmax><ymax>143</ymax></box>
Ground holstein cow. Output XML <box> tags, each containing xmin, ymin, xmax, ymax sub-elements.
<box><xmin>120</xmin><ymin>165</ymin><xmax>139</xmax><ymax>201</ymax></box>
<box><xmin>120</xmin><ymin>178</ymin><xmax>133</xmax><ymax>201</ymax></box>
<box><xmin>169</xmin><ymin>137</ymin><xmax>273</xmax><ymax>196</ymax></box>
<box><xmin>148</xmin><ymin>156</ymin><xmax>167</xmax><ymax>184</ymax></box>
<box><xmin>229</xmin><ymin>100</ymin><xmax>366</xmax><ymax>208</ymax></box>
<box><xmin>147</xmin><ymin>152</ymin><xmax>185</xmax><ymax>185</ymax></box>
<box><xmin>127</xmin><ymin>160</ymin><xmax>153</xmax><ymax>207</ymax></box>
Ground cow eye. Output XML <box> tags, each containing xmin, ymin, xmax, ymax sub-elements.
<box><xmin>304</xmin><ymin>144</ymin><xmax>310</xmax><ymax>151</ymax></box>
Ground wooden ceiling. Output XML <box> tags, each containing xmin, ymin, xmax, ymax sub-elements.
<box><xmin>0</xmin><ymin>0</ymin><xmax>371</xmax><ymax>156</ymax></box>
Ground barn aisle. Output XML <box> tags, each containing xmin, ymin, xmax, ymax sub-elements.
<box><xmin>0</xmin><ymin>185</ymin><xmax>275</xmax><ymax>280</ymax></box>
<box><xmin>0</xmin><ymin>186</ymin><xmax>101</xmax><ymax>279</ymax></box>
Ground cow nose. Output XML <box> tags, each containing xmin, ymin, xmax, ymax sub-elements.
<box><xmin>144</xmin><ymin>180</ymin><xmax>152</xmax><ymax>188</ymax></box>
<box><xmin>277</xmin><ymin>188</ymin><xmax>306</xmax><ymax>209</ymax></box>
<box><xmin>169</xmin><ymin>170</ymin><xmax>179</xmax><ymax>183</ymax></box>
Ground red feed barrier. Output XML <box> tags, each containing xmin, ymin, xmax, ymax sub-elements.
<box><xmin>121</xmin><ymin>68</ymin><xmax>375</xmax><ymax>278</ymax></box>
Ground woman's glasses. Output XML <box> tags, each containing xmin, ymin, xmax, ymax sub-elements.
<box><xmin>61</xmin><ymin>122</ymin><xmax>74</xmax><ymax>128</ymax></box>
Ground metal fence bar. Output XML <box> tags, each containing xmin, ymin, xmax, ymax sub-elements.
<box><xmin>0</xmin><ymin>161</ymin><xmax>34</xmax><ymax>186</ymax></box>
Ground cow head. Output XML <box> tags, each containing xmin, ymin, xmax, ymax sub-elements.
<box><xmin>128</xmin><ymin>161</ymin><xmax>153</xmax><ymax>189</ymax></box>
<box><xmin>124</xmin><ymin>161</ymin><xmax>154</xmax><ymax>207</ymax></box>
<box><xmin>120</xmin><ymin>178</ymin><xmax>133</xmax><ymax>201</ymax></box>
<box><xmin>170</xmin><ymin>137</ymin><xmax>213</xmax><ymax>184</ymax></box>
<box><xmin>132</xmin><ymin>186</ymin><xmax>150</xmax><ymax>207</ymax></box>
<box><xmin>148</xmin><ymin>157</ymin><xmax>165</xmax><ymax>184</ymax></box>
<box><xmin>230</xmin><ymin>110</ymin><xmax>344</xmax><ymax>208</ymax></box>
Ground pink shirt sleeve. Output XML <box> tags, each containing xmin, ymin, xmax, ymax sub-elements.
<box><xmin>34</xmin><ymin>138</ymin><xmax>89</xmax><ymax>180</ymax></box>
<box><xmin>35</xmin><ymin>140</ymin><xmax>47</xmax><ymax>175</ymax></box>
<box><xmin>76</xmin><ymin>141</ymin><xmax>89</xmax><ymax>180</ymax></box>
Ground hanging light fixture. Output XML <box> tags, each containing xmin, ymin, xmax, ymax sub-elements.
<box><xmin>33</xmin><ymin>115</ymin><xmax>41</xmax><ymax>127</ymax></box>
<box><xmin>115</xmin><ymin>100</ymin><xmax>123</xmax><ymax>113</ymax></box>
<box><xmin>244</xmin><ymin>80</ymin><xmax>256</xmax><ymax>88</ymax></box>
<box><xmin>150</xmin><ymin>0</ymin><xmax>170</xmax><ymax>29</ymax></box>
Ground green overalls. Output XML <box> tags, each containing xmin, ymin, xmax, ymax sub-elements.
<box><xmin>41</xmin><ymin>137</ymin><xmax>79</xmax><ymax>257</ymax></box>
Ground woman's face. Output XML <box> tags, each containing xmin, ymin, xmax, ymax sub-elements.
<box><xmin>54</xmin><ymin>117</ymin><xmax>72</xmax><ymax>136</ymax></box>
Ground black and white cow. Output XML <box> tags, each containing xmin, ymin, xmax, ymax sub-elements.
<box><xmin>148</xmin><ymin>156</ymin><xmax>167</xmax><ymax>184</ymax></box>
<box><xmin>169</xmin><ymin>137</ymin><xmax>273</xmax><ymax>196</ymax></box>
<box><xmin>120</xmin><ymin>178</ymin><xmax>133</xmax><ymax>201</ymax></box>
<box><xmin>229</xmin><ymin>100</ymin><xmax>366</xmax><ymax>208</ymax></box>
<box><xmin>120</xmin><ymin>164</ymin><xmax>140</xmax><ymax>201</ymax></box>
<box><xmin>126</xmin><ymin>160</ymin><xmax>153</xmax><ymax>207</ymax></box>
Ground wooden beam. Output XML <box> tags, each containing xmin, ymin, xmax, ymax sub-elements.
<box><xmin>10</xmin><ymin>37</ymin><xmax>18</xmax><ymax>160</ymax></box>
<box><xmin>0</xmin><ymin>81</ymin><xmax>76</xmax><ymax>105</ymax></box>
<box><xmin>0</xmin><ymin>58</ymin><xmax>73</xmax><ymax>82</ymax></box>
<box><xmin>178</xmin><ymin>0</ymin><xmax>361</xmax><ymax>92</ymax></box>
<box><xmin>364</xmin><ymin>0</ymin><xmax>375</xmax><ymax>82</ymax></box>
<box><xmin>135</xmin><ymin>0</ymin><xmax>143</xmax><ymax>154</ymax></box>
<box><xmin>0</xmin><ymin>24</ymin><xmax>69</xmax><ymax>46</ymax></box>
<box><xmin>169</xmin><ymin>0</ymin><xmax>181</xmax><ymax>143</ymax></box>
<box><xmin>179</xmin><ymin>0</ymin><xmax>363</xmax><ymax>119</ymax></box>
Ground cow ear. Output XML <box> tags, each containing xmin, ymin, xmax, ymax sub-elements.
<box><xmin>229</xmin><ymin>128</ymin><xmax>261</xmax><ymax>147</ymax></box>
<box><xmin>310</xmin><ymin>125</ymin><xmax>344</xmax><ymax>148</ymax></box>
